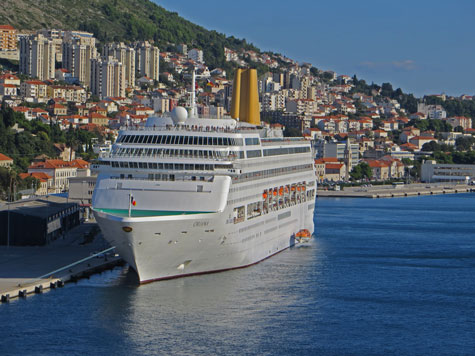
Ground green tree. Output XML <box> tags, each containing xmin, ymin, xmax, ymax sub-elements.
<box><xmin>455</xmin><ymin>136</ymin><xmax>475</xmax><ymax>151</ymax></box>
<box><xmin>350</xmin><ymin>162</ymin><xmax>372</xmax><ymax>181</ymax></box>
<box><xmin>421</xmin><ymin>141</ymin><xmax>441</xmax><ymax>152</ymax></box>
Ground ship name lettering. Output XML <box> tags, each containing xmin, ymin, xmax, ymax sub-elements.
<box><xmin>193</xmin><ymin>221</ymin><xmax>209</xmax><ymax>227</ymax></box>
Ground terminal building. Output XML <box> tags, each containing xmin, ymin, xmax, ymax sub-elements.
<box><xmin>0</xmin><ymin>197</ymin><xmax>80</xmax><ymax>246</ymax></box>
<box><xmin>421</xmin><ymin>160</ymin><xmax>475</xmax><ymax>184</ymax></box>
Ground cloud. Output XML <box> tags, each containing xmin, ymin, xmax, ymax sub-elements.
<box><xmin>358</xmin><ymin>59</ymin><xmax>416</xmax><ymax>71</ymax></box>
<box><xmin>391</xmin><ymin>60</ymin><xmax>416</xmax><ymax>70</ymax></box>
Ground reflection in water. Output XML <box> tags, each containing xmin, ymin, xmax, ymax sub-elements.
<box><xmin>118</xmin><ymin>244</ymin><xmax>320</xmax><ymax>355</ymax></box>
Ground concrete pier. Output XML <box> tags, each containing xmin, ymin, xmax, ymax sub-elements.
<box><xmin>318</xmin><ymin>183</ymin><xmax>475</xmax><ymax>198</ymax></box>
<box><xmin>0</xmin><ymin>222</ymin><xmax>124</xmax><ymax>303</ymax></box>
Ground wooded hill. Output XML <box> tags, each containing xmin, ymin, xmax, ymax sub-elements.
<box><xmin>0</xmin><ymin>0</ymin><xmax>258</xmax><ymax>68</ymax></box>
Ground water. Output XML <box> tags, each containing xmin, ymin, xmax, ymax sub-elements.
<box><xmin>1</xmin><ymin>194</ymin><xmax>475</xmax><ymax>356</ymax></box>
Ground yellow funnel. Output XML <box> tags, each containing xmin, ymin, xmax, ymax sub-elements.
<box><xmin>231</xmin><ymin>68</ymin><xmax>261</xmax><ymax>126</ymax></box>
<box><xmin>231</xmin><ymin>68</ymin><xmax>242</xmax><ymax>119</ymax></box>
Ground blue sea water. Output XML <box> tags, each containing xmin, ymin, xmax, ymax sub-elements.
<box><xmin>1</xmin><ymin>194</ymin><xmax>475</xmax><ymax>356</ymax></box>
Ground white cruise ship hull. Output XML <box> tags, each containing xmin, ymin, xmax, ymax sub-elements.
<box><xmin>93</xmin><ymin>199</ymin><xmax>315</xmax><ymax>283</ymax></box>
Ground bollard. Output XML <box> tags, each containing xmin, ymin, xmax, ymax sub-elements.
<box><xmin>19</xmin><ymin>289</ymin><xmax>27</xmax><ymax>298</ymax></box>
<box><xmin>1</xmin><ymin>294</ymin><xmax>10</xmax><ymax>303</ymax></box>
<box><xmin>35</xmin><ymin>285</ymin><xmax>43</xmax><ymax>294</ymax></box>
<box><xmin>57</xmin><ymin>280</ymin><xmax>64</xmax><ymax>288</ymax></box>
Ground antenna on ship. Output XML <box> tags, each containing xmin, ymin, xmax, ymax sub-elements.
<box><xmin>188</xmin><ymin>67</ymin><xmax>206</xmax><ymax>119</ymax></box>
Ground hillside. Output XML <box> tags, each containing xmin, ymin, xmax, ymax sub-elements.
<box><xmin>0</xmin><ymin>0</ymin><xmax>258</xmax><ymax>68</ymax></box>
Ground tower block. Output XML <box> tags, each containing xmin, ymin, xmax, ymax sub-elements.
<box><xmin>231</xmin><ymin>68</ymin><xmax>261</xmax><ymax>126</ymax></box>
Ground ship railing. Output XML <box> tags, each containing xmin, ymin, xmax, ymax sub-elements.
<box><xmin>103</xmin><ymin>152</ymin><xmax>237</xmax><ymax>161</ymax></box>
<box><xmin>260</xmin><ymin>138</ymin><xmax>309</xmax><ymax>145</ymax></box>
<box><xmin>120</xmin><ymin>125</ymin><xmax>243</xmax><ymax>134</ymax></box>
<box><xmin>109</xmin><ymin>175</ymin><xmax>215</xmax><ymax>183</ymax></box>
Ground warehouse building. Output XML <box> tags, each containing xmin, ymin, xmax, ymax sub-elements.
<box><xmin>0</xmin><ymin>197</ymin><xmax>80</xmax><ymax>246</ymax></box>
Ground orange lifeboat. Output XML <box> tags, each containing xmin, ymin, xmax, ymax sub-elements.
<box><xmin>295</xmin><ymin>229</ymin><xmax>312</xmax><ymax>243</ymax></box>
<box><xmin>263</xmin><ymin>191</ymin><xmax>268</xmax><ymax>199</ymax></box>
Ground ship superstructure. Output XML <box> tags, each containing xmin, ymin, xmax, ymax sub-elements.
<box><xmin>92</xmin><ymin>69</ymin><xmax>316</xmax><ymax>283</ymax></box>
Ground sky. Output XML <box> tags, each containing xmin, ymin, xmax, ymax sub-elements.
<box><xmin>153</xmin><ymin>0</ymin><xmax>475</xmax><ymax>98</ymax></box>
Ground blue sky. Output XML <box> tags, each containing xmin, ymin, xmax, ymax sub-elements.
<box><xmin>154</xmin><ymin>0</ymin><xmax>474</xmax><ymax>97</ymax></box>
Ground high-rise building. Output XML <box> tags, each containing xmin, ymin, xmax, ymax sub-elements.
<box><xmin>62</xmin><ymin>31</ymin><xmax>97</xmax><ymax>87</ymax></box>
<box><xmin>19</xmin><ymin>34</ymin><xmax>55</xmax><ymax>80</ymax></box>
<box><xmin>90</xmin><ymin>56</ymin><xmax>125</xmax><ymax>99</ymax></box>
<box><xmin>37</xmin><ymin>29</ymin><xmax>63</xmax><ymax>62</ymax></box>
<box><xmin>63</xmin><ymin>42</ymin><xmax>97</xmax><ymax>87</ymax></box>
<box><xmin>134</xmin><ymin>41</ymin><xmax>159</xmax><ymax>81</ymax></box>
<box><xmin>104</xmin><ymin>43</ymin><xmax>135</xmax><ymax>88</ymax></box>
<box><xmin>0</xmin><ymin>25</ymin><xmax>17</xmax><ymax>51</ymax></box>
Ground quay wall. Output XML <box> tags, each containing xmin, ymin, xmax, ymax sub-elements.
<box><xmin>318</xmin><ymin>183</ymin><xmax>474</xmax><ymax>198</ymax></box>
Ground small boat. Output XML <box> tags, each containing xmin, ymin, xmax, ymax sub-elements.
<box><xmin>295</xmin><ymin>229</ymin><xmax>312</xmax><ymax>243</ymax></box>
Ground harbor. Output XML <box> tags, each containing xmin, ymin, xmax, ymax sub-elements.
<box><xmin>0</xmin><ymin>221</ymin><xmax>123</xmax><ymax>303</ymax></box>
<box><xmin>317</xmin><ymin>182</ymin><xmax>475</xmax><ymax>198</ymax></box>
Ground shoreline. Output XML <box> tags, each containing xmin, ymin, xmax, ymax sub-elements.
<box><xmin>317</xmin><ymin>183</ymin><xmax>474</xmax><ymax>198</ymax></box>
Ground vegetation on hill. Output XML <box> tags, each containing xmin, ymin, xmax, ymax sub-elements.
<box><xmin>0</xmin><ymin>104</ymin><xmax>105</xmax><ymax>170</ymax></box>
<box><xmin>0</xmin><ymin>0</ymin><xmax>258</xmax><ymax>69</ymax></box>
<box><xmin>423</xmin><ymin>96</ymin><xmax>475</xmax><ymax>127</ymax></box>
<box><xmin>350</xmin><ymin>76</ymin><xmax>418</xmax><ymax>114</ymax></box>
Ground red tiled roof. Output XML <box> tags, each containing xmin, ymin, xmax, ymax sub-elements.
<box><xmin>19</xmin><ymin>172</ymin><xmax>52</xmax><ymax>182</ymax></box>
<box><xmin>315</xmin><ymin>157</ymin><xmax>339</xmax><ymax>164</ymax></box>
<box><xmin>29</xmin><ymin>159</ymin><xmax>89</xmax><ymax>170</ymax></box>
<box><xmin>0</xmin><ymin>153</ymin><xmax>13</xmax><ymax>161</ymax></box>
<box><xmin>89</xmin><ymin>113</ymin><xmax>108</xmax><ymax>119</ymax></box>
<box><xmin>326</xmin><ymin>163</ymin><xmax>344</xmax><ymax>169</ymax></box>
<box><xmin>25</xmin><ymin>80</ymin><xmax>46</xmax><ymax>85</ymax></box>
<box><xmin>410</xmin><ymin>136</ymin><xmax>434</xmax><ymax>141</ymax></box>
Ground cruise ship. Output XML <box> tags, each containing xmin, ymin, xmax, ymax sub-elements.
<box><xmin>92</xmin><ymin>69</ymin><xmax>316</xmax><ymax>283</ymax></box>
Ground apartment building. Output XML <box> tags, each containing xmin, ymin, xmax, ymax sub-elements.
<box><xmin>20</xmin><ymin>80</ymin><xmax>48</xmax><ymax>99</ymax></box>
<box><xmin>90</xmin><ymin>56</ymin><xmax>126</xmax><ymax>99</ymax></box>
<box><xmin>104</xmin><ymin>42</ymin><xmax>135</xmax><ymax>87</ymax></box>
<box><xmin>135</xmin><ymin>41</ymin><xmax>159</xmax><ymax>81</ymax></box>
<box><xmin>0</xmin><ymin>25</ymin><xmax>17</xmax><ymax>51</ymax></box>
<box><xmin>19</xmin><ymin>34</ymin><xmax>55</xmax><ymax>80</ymax></box>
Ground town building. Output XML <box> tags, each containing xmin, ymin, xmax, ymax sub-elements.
<box><xmin>19</xmin><ymin>34</ymin><xmax>55</xmax><ymax>80</ymax></box>
<box><xmin>134</xmin><ymin>41</ymin><xmax>159</xmax><ymax>81</ymax></box>
<box><xmin>104</xmin><ymin>42</ymin><xmax>136</xmax><ymax>88</ymax></box>
<box><xmin>62</xmin><ymin>35</ymin><xmax>98</xmax><ymax>87</ymax></box>
<box><xmin>187</xmin><ymin>48</ymin><xmax>204</xmax><ymax>63</ymax></box>
<box><xmin>90</xmin><ymin>56</ymin><xmax>126</xmax><ymax>99</ymax></box>
<box><xmin>18</xmin><ymin>172</ymin><xmax>53</xmax><ymax>195</ymax></box>
<box><xmin>0</xmin><ymin>197</ymin><xmax>80</xmax><ymax>246</ymax></box>
<box><xmin>27</xmin><ymin>159</ymin><xmax>90</xmax><ymax>193</ymax></box>
<box><xmin>0</xmin><ymin>153</ymin><xmax>13</xmax><ymax>168</ymax></box>
<box><xmin>0</xmin><ymin>25</ymin><xmax>17</xmax><ymax>51</ymax></box>
<box><xmin>68</xmin><ymin>175</ymin><xmax>97</xmax><ymax>219</ymax></box>
<box><xmin>314</xmin><ymin>139</ymin><xmax>359</xmax><ymax>169</ymax></box>
<box><xmin>421</xmin><ymin>161</ymin><xmax>475</xmax><ymax>183</ymax></box>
